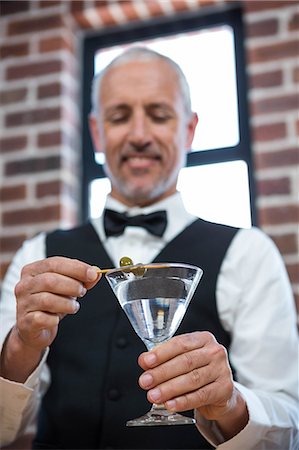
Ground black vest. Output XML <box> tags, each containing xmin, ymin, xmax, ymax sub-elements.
<box><xmin>33</xmin><ymin>218</ymin><xmax>238</xmax><ymax>450</ymax></box>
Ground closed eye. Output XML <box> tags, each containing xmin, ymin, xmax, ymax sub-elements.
<box><xmin>147</xmin><ymin>104</ymin><xmax>175</xmax><ymax>123</ymax></box>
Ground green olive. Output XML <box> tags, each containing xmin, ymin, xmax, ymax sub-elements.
<box><xmin>119</xmin><ymin>256</ymin><xmax>134</xmax><ymax>267</ymax></box>
<box><xmin>132</xmin><ymin>264</ymin><xmax>146</xmax><ymax>277</ymax></box>
<box><xmin>119</xmin><ymin>256</ymin><xmax>146</xmax><ymax>277</ymax></box>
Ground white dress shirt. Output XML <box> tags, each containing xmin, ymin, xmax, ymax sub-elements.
<box><xmin>0</xmin><ymin>192</ymin><xmax>298</xmax><ymax>449</ymax></box>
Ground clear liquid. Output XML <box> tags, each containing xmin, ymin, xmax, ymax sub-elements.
<box><xmin>122</xmin><ymin>297</ymin><xmax>187</xmax><ymax>349</ymax></box>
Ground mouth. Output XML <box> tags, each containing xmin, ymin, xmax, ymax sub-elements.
<box><xmin>121</xmin><ymin>153</ymin><xmax>161</xmax><ymax>169</ymax></box>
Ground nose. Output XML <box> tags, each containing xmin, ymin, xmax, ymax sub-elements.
<box><xmin>128</xmin><ymin>111</ymin><xmax>151</xmax><ymax>148</ymax></box>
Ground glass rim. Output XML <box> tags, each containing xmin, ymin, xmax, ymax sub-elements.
<box><xmin>104</xmin><ymin>262</ymin><xmax>203</xmax><ymax>277</ymax></box>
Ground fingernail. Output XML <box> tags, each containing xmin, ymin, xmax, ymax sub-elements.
<box><xmin>144</xmin><ymin>352</ymin><xmax>157</xmax><ymax>366</ymax></box>
<box><xmin>80</xmin><ymin>285</ymin><xmax>87</xmax><ymax>297</ymax></box>
<box><xmin>165</xmin><ymin>400</ymin><xmax>176</xmax><ymax>411</ymax></box>
<box><xmin>73</xmin><ymin>300</ymin><xmax>80</xmax><ymax>313</ymax></box>
<box><xmin>87</xmin><ymin>266</ymin><xmax>98</xmax><ymax>282</ymax></box>
<box><xmin>140</xmin><ymin>373</ymin><xmax>153</xmax><ymax>388</ymax></box>
<box><xmin>149</xmin><ymin>388</ymin><xmax>161</xmax><ymax>402</ymax></box>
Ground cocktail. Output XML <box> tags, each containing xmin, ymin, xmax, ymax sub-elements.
<box><xmin>105</xmin><ymin>261</ymin><xmax>203</xmax><ymax>427</ymax></box>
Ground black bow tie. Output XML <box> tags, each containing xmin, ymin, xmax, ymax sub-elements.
<box><xmin>104</xmin><ymin>209</ymin><xmax>167</xmax><ymax>237</ymax></box>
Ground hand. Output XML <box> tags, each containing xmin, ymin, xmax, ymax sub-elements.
<box><xmin>14</xmin><ymin>256</ymin><xmax>101</xmax><ymax>352</ymax></box>
<box><xmin>138</xmin><ymin>331</ymin><xmax>248</xmax><ymax>438</ymax></box>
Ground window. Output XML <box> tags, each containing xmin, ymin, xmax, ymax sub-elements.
<box><xmin>81</xmin><ymin>4</ymin><xmax>256</xmax><ymax>228</ymax></box>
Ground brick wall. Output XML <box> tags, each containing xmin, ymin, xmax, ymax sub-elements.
<box><xmin>1</xmin><ymin>0</ymin><xmax>298</xmax><ymax>313</ymax></box>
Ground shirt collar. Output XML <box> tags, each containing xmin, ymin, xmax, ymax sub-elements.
<box><xmin>92</xmin><ymin>192</ymin><xmax>197</xmax><ymax>243</ymax></box>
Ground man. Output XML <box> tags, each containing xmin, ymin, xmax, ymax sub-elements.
<box><xmin>0</xmin><ymin>47</ymin><xmax>298</xmax><ymax>449</ymax></box>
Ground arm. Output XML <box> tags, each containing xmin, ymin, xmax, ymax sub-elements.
<box><xmin>0</xmin><ymin>235</ymin><xmax>101</xmax><ymax>445</ymax></box>
<box><xmin>0</xmin><ymin>234</ymin><xmax>47</xmax><ymax>446</ymax></box>
<box><xmin>1</xmin><ymin>257</ymin><xmax>100</xmax><ymax>382</ymax></box>
<box><xmin>138</xmin><ymin>228</ymin><xmax>299</xmax><ymax>449</ymax></box>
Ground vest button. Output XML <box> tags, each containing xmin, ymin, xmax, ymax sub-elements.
<box><xmin>108</xmin><ymin>388</ymin><xmax>121</xmax><ymax>400</ymax></box>
<box><xmin>116</xmin><ymin>337</ymin><xmax>128</xmax><ymax>348</ymax></box>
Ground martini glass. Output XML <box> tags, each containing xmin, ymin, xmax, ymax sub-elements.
<box><xmin>105</xmin><ymin>262</ymin><xmax>203</xmax><ymax>427</ymax></box>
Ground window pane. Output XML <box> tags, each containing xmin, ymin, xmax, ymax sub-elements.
<box><xmin>177</xmin><ymin>161</ymin><xmax>251</xmax><ymax>228</ymax></box>
<box><xmin>90</xmin><ymin>177</ymin><xmax>111</xmax><ymax>218</ymax></box>
<box><xmin>89</xmin><ymin>161</ymin><xmax>251</xmax><ymax>229</ymax></box>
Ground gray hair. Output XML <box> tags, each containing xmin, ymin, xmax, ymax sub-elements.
<box><xmin>90</xmin><ymin>46</ymin><xmax>192</xmax><ymax>117</ymax></box>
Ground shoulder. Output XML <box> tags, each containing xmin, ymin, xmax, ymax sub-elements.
<box><xmin>231</xmin><ymin>226</ymin><xmax>280</xmax><ymax>258</ymax></box>
<box><xmin>15</xmin><ymin>231</ymin><xmax>47</xmax><ymax>264</ymax></box>
<box><xmin>225</xmin><ymin>226</ymin><xmax>288</xmax><ymax>281</ymax></box>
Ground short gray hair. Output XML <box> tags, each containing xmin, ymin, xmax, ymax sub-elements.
<box><xmin>91</xmin><ymin>46</ymin><xmax>192</xmax><ymax>117</ymax></box>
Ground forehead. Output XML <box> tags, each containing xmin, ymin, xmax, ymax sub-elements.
<box><xmin>99</xmin><ymin>59</ymin><xmax>182</xmax><ymax>106</ymax></box>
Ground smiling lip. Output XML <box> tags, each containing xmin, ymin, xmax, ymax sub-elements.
<box><xmin>122</xmin><ymin>154</ymin><xmax>161</xmax><ymax>169</ymax></box>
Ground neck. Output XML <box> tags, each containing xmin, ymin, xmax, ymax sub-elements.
<box><xmin>110</xmin><ymin>189</ymin><xmax>178</xmax><ymax>208</ymax></box>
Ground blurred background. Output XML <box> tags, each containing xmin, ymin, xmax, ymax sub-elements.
<box><xmin>0</xmin><ymin>0</ymin><xmax>298</xmax><ymax>322</ymax></box>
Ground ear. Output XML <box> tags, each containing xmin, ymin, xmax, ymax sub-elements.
<box><xmin>185</xmin><ymin>112</ymin><xmax>198</xmax><ymax>151</ymax></box>
<box><xmin>89</xmin><ymin>113</ymin><xmax>103</xmax><ymax>153</ymax></box>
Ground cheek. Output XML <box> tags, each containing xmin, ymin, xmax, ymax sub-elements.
<box><xmin>104</xmin><ymin>125</ymin><xmax>126</xmax><ymax>148</ymax></box>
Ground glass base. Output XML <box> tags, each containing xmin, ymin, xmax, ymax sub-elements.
<box><xmin>126</xmin><ymin>404</ymin><xmax>196</xmax><ymax>427</ymax></box>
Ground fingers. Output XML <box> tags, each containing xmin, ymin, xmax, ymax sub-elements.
<box><xmin>19</xmin><ymin>292</ymin><xmax>81</xmax><ymax>316</ymax></box>
<box><xmin>17</xmin><ymin>272</ymin><xmax>84</xmax><ymax>299</ymax></box>
<box><xmin>18</xmin><ymin>296</ymin><xmax>79</xmax><ymax>335</ymax></box>
<box><xmin>138</xmin><ymin>332</ymin><xmax>214</xmax><ymax>370</ymax></box>
<box><xmin>21</xmin><ymin>257</ymin><xmax>101</xmax><ymax>290</ymax></box>
<box><xmin>16</xmin><ymin>257</ymin><xmax>102</xmax><ymax>303</ymax></box>
<box><xmin>14</xmin><ymin>257</ymin><xmax>102</xmax><ymax>350</ymax></box>
<box><xmin>138</xmin><ymin>332</ymin><xmax>233</xmax><ymax>415</ymax></box>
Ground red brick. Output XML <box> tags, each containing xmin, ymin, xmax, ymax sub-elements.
<box><xmin>286</xmin><ymin>263</ymin><xmax>299</xmax><ymax>284</ymax></box>
<box><xmin>112</xmin><ymin>1</ymin><xmax>144</xmax><ymax>21</ymax></box>
<box><xmin>270</xmin><ymin>233</ymin><xmax>298</xmax><ymax>255</ymax></box>
<box><xmin>255</xmin><ymin>148</ymin><xmax>299</xmax><ymax>170</ymax></box>
<box><xmin>293</xmin><ymin>67</ymin><xmax>299</xmax><ymax>83</ymax></box>
<box><xmin>246</xmin><ymin>18</ymin><xmax>279</xmax><ymax>38</ymax></box>
<box><xmin>0</xmin><ymin>234</ymin><xmax>27</xmax><ymax>253</ymax></box>
<box><xmin>37</xmin><ymin>81</ymin><xmax>62</xmax><ymax>99</ymax></box>
<box><xmin>5</xmin><ymin>156</ymin><xmax>61</xmax><ymax>176</ymax></box>
<box><xmin>0</xmin><ymin>0</ymin><xmax>30</xmax><ymax>15</ymax></box>
<box><xmin>8</xmin><ymin>14</ymin><xmax>65</xmax><ymax>35</ymax></box>
<box><xmin>94</xmin><ymin>1</ymin><xmax>110</xmax><ymax>8</ymax></box>
<box><xmin>70</xmin><ymin>1</ymin><xmax>86</xmax><ymax>12</ymax></box>
<box><xmin>244</xmin><ymin>1</ymin><xmax>297</xmax><ymax>13</ymax></box>
<box><xmin>294</xmin><ymin>292</ymin><xmax>299</xmax><ymax>313</ymax></box>
<box><xmin>0</xmin><ymin>263</ymin><xmax>11</xmax><ymax>281</ymax></box>
<box><xmin>196</xmin><ymin>0</ymin><xmax>215</xmax><ymax>4</ymax></box>
<box><xmin>252</xmin><ymin>122</ymin><xmax>287</xmax><ymax>142</ymax></box>
<box><xmin>248</xmin><ymin>40</ymin><xmax>299</xmax><ymax>64</ymax></box>
<box><xmin>70</xmin><ymin>11</ymin><xmax>93</xmax><ymax>29</ymax></box>
<box><xmin>36</xmin><ymin>180</ymin><xmax>61</xmax><ymax>198</ymax></box>
<box><xmin>3</xmin><ymin>204</ymin><xmax>61</xmax><ymax>225</ymax></box>
<box><xmin>0</xmin><ymin>42</ymin><xmax>29</xmax><ymax>59</ymax></box>
<box><xmin>0</xmin><ymin>88</ymin><xmax>27</xmax><ymax>105</ymax></box>
<box><xmin>0</xmin><ymin>135</ymin><xmax>27</xmax><ymax>153</ymax></box>
<box><xmin>259</xmin><ymin>204</ymin><xmax>299</xmax><ymax>225</ymax></box>
<box><xmin>97</xmin><ymin>7</ymin><xmax>118</xmax><ymax>27</ymax></box>
<box><xmin>252</xmin><ymin>93</ymin><xmax>299</xmax><ymax>115</ymax></box>
<box><xmin>145</xmin><ymin>0</ymin><xmax>165</xmax><ymax>17</ymax></box>
<box><xmin>249</xmin><ymin>70</ymin><xmax>283</xmax><ymax>89</ymax></box>
<box><xmin>257</xmin><ymin>177</ymin><xmax>291</xmax><ymax>196</ymax></box>
<box><xmin>6</xmin><ymin>60</ymin><xmax>63</xmax><ymax>80</ymax></box>
<box><xmin>39</xmin><ymin>35</ymin><xmax>73</xmax><ymax>53</ymax></box>
<box><xmin>37</xmin><ymin>130</ymin><xmax>62</xmax><ymax>147</ymax></box>
<box><xmin>289</xmin><ymin>12</ymin><xmax>299</xmax><ymax>31</ymax></box>
<box><xmin>173</xmin><ymin>0</ymin><xmax>196</xmax><ymax>12</ymax></box>
<box><xmin>0</xmin><ymin>184</ymin><xmax>26</xmax><ymax>202</ymax></box>
<box><xmin>5</xmin><ymin>107</ymin><xmax>61</xmax><ymax>127</ymax></box>
<box><xmin>38</xmin><ymin>0</ymin><xmax>61</xmax><ymax>7</ymax></box>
